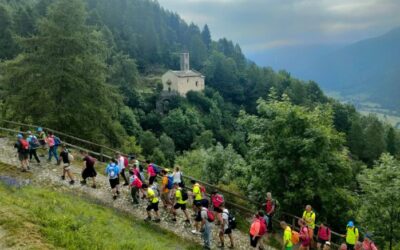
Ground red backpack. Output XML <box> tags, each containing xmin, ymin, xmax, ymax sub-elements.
<box><xmin>20</xmin><ymin>139</ymin><xmax>29</xmax><ymax>150</ymax></box>
<box><xmin>259</xmin><ymin>217</ymin><xmax>267</xmax><ymax>235</ymax></box>
<box><xmin>123</xmin><ymin>157</ymin><xmax>129</xmax><ymax>168</ymax></box>
<box><xmin>205</xmin><ymin>208</ymin><xmax>215</xmax><ymax>222</ymax></box>
<box><xmin>212</xmin><ymin>194</ymin><xmax>224</xmax><ymax>208</ymax></box>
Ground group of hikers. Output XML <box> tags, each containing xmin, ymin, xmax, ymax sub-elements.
<box><xmin>13</xmin><ymin>129</ymin><xmax>379</xmax><ymax>250</ymax></box>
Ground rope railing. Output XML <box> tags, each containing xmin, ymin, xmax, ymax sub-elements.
<box><xmin>0</xmin><ymin>119</ymin><xmax>346</xmax><ymax>247</ymax></box>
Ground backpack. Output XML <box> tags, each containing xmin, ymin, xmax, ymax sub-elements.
<box><xmin>167</xmin><ymin>175</ymin><xmax>174</xmax><ymax>189</ymax></box>
<box><xmin>200</xmin><ymin>185</ymin><xmax>206</xmax><ymax>194</ymax></box>
<box><xmin>54</xmin><ymin>136</ymin><xmax>61</xmax><ymax>146</ymax></box>
<box><xmin>224</xmin><ymin>211</ymin><xmax>237</xmax><ymax>230</ymax></box>
<box><xmin>259</xmin><ymin>217</ymin><xmax>267</xmax><ymax>235</ymax></box>
<box><xmin>20</xmin><ymin>139</ymin><xmax>29</xmax><ymax>151</ymax></box>
<box><xmin>206</xmin><ymin>208</ymin><xmax>215</xmax><ymax>222</ymax></box>
<box><xmin>212</xmin><ymin>194</ymin><xmax>224</xmax><ymax>208</ymax></box>
<box><xmin>29</xmin><ymin>136</ymin><xmax>40</xmax><ymax>148</ymax></box>
<box><xmin>151</xmin><ymin>183</ymin><xmax>160</xmax><ymax>197</ymax></box>
<box><xmin>151</xmin><ymin>163</ymin><xmax>161</xmax><ymax>175</ymax></box>
<box><xmin>181</xmin><ymin>188</ymin><xmax>189</xmax><ymax>201</ymax></box>
<box><xmin>68</xmin><ymin>153</ymin><xmax>74</xmax><ymax>162</ymax></box>
<box><xmin>123</xmin><ymin>157</ymin><xmax>129</xmax><ymax>168</ymax></box>
<box><xmin>291</xmin><ymin>230</ymin><xmax>300</xmax><ymax>244</ymax></box>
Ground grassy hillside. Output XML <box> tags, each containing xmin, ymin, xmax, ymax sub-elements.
<box><xmin>0</xmin><ymin>165</ymin><xmax>201</xmax><ymax>250</ymax></box>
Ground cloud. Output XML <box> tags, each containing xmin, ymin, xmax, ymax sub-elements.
<box><xmin>157</xmin><ymin>0</ymin><xmax>400</xmax><ymax>54</ymax></box>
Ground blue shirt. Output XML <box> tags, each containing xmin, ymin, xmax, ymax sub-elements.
<box><xmin>105</xmin><ymin>163</ymin><xmax>119</xmax><ymax>179</ymax></box>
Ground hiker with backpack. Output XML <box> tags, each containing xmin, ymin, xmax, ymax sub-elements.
<box><xmin>264</xmin><ymin>192</ymin><xmax>277</xmax><ymax>233</ymax></box>
<box><xmin>161</xmin><ymin>169</ymin><xmax>173</xmax><ymax>210</ymax></box>
<box><xmin>143</xmin><ymin>183</ymin><xmax>161</xmax><ymax>222</ymax></box>
<box><xmin>27</xmin><ymin>131</ymin><xmax>40</xmax><ymax>164</ymax></box>
<box><xmin>280</xmin><ymin>221</ymin><xmax>294</xmax><ymax>250</ymax></box>
<box><xmin>14</xmin><ymin>134</ymin><xmax>30</xmax><ymax>172</ymax></box>
<box><xmin>105</xmin><ymin>158</ymin><xmax>120</xmax><ymax>200</ymax></box>
<box><xmin>146</xmin><ymin>160</ymin><xmax>158</xmax><ymax>185</ymax></box>
<box><xmin>299</xmin><ymin>219</ymin><xmax>311</xmax><ymax>250</ymax></box>
<box><xmin>191</xmin><ymin>180</ymin><xmax>204</xmax><ymax>216</ymax></box>
<box><xmin>211</xmin><ymin>191</ymin><xmax>225</xmax><ymax>224</ymax></box>
<box><xmin>317</xmin><ymin>223</ymin><xmax>332</xmax><ymax>249</ymax></box>
<box><xmin>362</xmin><ymin>234</ymin><xmax>378</xmax><ymax>250</ymax></box>
<box><xmin>219</xmin><ymin>203</ymin><xmax>235</xmax><ymax>249</ymax></box>
<box><xmin>200</xmin><ymin>199</ymin><xmax>213</xmax><ymax>250</ymax></box>
<box><xmin>37</xmin><ymin>127</ymin><xmax>47</xmax><ymax>156</ymax></box>
<box><xmin>59</xmin><ymin>144</ymin><xmax>75</xmax><ymax>185</ymax></box>
<box><xmin>341</xmin><ymin>221</ymin><xmax>359</xmax><ymax>250</ymax></box>
<box><xmin>171</xmin><ymin>182</ymin><xmax>190</xmax><ymax>224</ymax></box>
<box><xmin>249</xmin><ymin>212</ymin><xmax>266</xmax><ymax>249</ymax></box>
<box><xmin>116</xmin><ymin>153</ymin><xmax>129</xmax><ymax>186</ymax></box>
<box><xmin>80</xmin><ymin>151</ymin><xmax>97</xmax><ymax>188</ymax></box>
<box><xmin>46</xmin><ymin>132</ymin><xmax>59</xmax><ymax>164</ymax></box>
<box><xmin>129</xmin><ymin>170</ymin><xmax>143</xmax><ymax>205</ymax></box>
<box><xmin>302</xmin><ymin>205</ymin><xmax>316</xmax><ymax>242</ymax></box>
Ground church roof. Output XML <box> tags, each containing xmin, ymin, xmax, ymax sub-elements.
<box><xmin>169</xmin><ymin>70</ymin><xmax>204</xmax><ymax>78</ymax></box>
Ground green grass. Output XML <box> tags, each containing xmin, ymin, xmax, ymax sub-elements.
<box><xmin>0</xmin><ymin>180</ymin><xmax>201</xmax><ymax>250</ymax></box>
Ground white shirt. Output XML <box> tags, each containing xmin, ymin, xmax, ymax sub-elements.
<box><xmin>173</xmin><ymin>171</ymin><xmax>182</xmax><ymax>184</ymax></box>
<box><xmin>118</xmin><ymin>156</ymin><xmax>125</xmax><ymax>169</ymax></box>
<box><xmin>222</xmin><ymin>208</ymin><xmax>229</xmax><ymax>230</ymax></box>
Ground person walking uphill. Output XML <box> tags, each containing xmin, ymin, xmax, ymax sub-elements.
<box><xmin>143</xmin><ymin>183</ymin><xmax>161</xmax><ymax>222</ymax></box>
<box><xmin>200</xmin><ymin>200</ymin><xmax>213</xmax><ymax>250</ymax></box>
<box><xmin>47</xmin><ymin>132</ymin><xmax>59</xmax><ymax>164</ymax></box>
<box><xmin>59</xmin><ymin>144</ymin><xmax>75</xmax><ymax>185</ymax></box>
<box><xmin>146</xmin><ymin>160</ymin><xmax>157</xmax><ymax>185</ymax></box>
<box><xmin>116</xmin><ymin>153</ymin><xmax>129</xmax><ymax>186</ymax></box>
<box><xmin>129</xmin><ymin>171</ymin><xmax>142</xmax><ymax>205</ymax></box>
<box><xmin>14</xmin><ymin>134</ymin><xmax>29</xmax><ymax>172</ymax></box>
<box><xmin>80</xmin><ymin>151</ymin><xmax>97</xmax><ymax>188</ymax></box>
<box><xmin>249</xmin><ymin>212</ymin><xmax>267</xmax><ymax>249</ymax></box>
<box><xmin>105</xmin><ymin>159</ymin><xmax>120</xmax><ymax>200</ymax></box>
<box><xmin>171</xmin><ymin>182</ymin><xmax>190</xmax><ymax>224</ymax></box>
<box><xmin>27</xmin><ymin>131</ymin><xmax>40</xmax><ymax>164</ymax></box>
<box><xmin>264</xmin><ymin>192</ymin><xmax>276</xmax><ymax>232</ymax></box>
<box><xmin>342</xmin><ymin>221</ymin><xmax>359</xmax><ymax>250</ymax></box>
<box><xmin>280</xmin><ymin>221</ymin><xmax>293</xmax><ymax>250</ymax></box>
<box><xmin>302</xmin><ymin>205</ymin><xmax>316</xmax><ymax>239</ymax></box>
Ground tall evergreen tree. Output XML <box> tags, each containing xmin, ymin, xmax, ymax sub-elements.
<box><xmin>201</xmin><ymin>24</ymin><xmax>211</xmax><ymax>49</ymax></box>
<box><xmin>1</xmin><ymin>0</ymin><xmax>120</xmax><ymax>143</ymax></box>
<box><xmin>0</xmin><ymin>4</ymin><xmax>18</xmax><ymax>59</ymax></box>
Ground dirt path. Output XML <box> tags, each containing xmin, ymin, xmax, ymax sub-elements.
<box><xmin>0</xmin><ymin>137</ymin><xmax>275</xmax><ymax>250</ymax></box>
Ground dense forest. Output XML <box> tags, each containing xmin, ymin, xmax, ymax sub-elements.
<box><xmin>0</xmin><ymin>0</ymin><xmax>399</xmax><ymax>248</ymax></box>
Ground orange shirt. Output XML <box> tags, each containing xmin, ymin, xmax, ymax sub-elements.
<box><xmin>250</xmin><ymin>219</ymin><xmax>260</xmax><ymax>236</ymax></box>
<box><xmin>162</xmin><ymin>176</ymin><xmax>169</xmax><ymax>193</ymax></box>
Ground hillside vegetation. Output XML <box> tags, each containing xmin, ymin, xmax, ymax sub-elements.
<box><xmin>0</xmin><ymin>0</ymin><xmax>399</xmax><ymax>248</ymax></box>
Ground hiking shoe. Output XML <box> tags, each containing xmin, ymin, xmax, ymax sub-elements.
<box><xmin>228</xmin><ymin>245</ymin><xmax>234</xmax><ymax>249</ymax></box>
<box><xmin>91</xmin><ymin>184</ymin><xmax>96</xmax><ymax>189</ymax></box>
<box><xmin>21</xmin><ymin>168</ymin><xmax>27</xmax><ymax>172</ymax></box>
<box><xmin>69</xmin><ymin>180</ymin><xmax>75</xmax><ymax>185</ymax></box>
<box><xmin>80</xmin><ymin>180</ymin><xmax>87</xmax><ymax>185</ymax></box>
<box><xmin>172</xmin><ymin>218</ymin><xmax>177</xmax><ymax>222</ymax></box>
<box><xmin>154</xmin><ymin>218</ymin><xmax>161</xmax><ymax>223</ymax></box>
<box><xmin>218</xmin><ymin>244</ymin><xmax>225</xmax><ymax>248</ymax></box>
<box><xmin>191</xmin><ymin>230</ymin><xmax>198</xmax><ymax>234</ymax></box>
<box><xmin>144</xmin><ymin>217</ymin><xmax>151</xmax><ymax>222</ymax></box>
<box><xmin>184</xmin><ymin>219</ymin><xmax>191</xmax><ymax>224</ymax></box>
<box><xmin>27</xmin><ymin>166</ymin><xmax>30</xmax><ymax>170</ymax></box>
<box><xmin>116</xmin><ymin>190</ymin><xmax>120</xmax><ymax>195</ymax></box>
<box><xmin>113</xmin><ymin>195</ymin><xmax>117</xmax><ymax>200</ymax></box>
<box><xmin>61</xmin><ymin>176</ymin><xmax>65</xmax><ymax>180</ymax></box>
<box><xmin>123</xmin><ymin>183</ymin><xmax>129</xmax><ymax>186</ymax></box>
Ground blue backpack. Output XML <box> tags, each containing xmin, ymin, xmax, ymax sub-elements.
<box><xmin>167</xmin><ymin>175</ymin><xmax>174</xmax><ymax>189</ymax></box>
<box><xmin>54</xmin><ymin>136</ymin><xmax>61</xmax><ymax>146</ymax></box>
<box><xmin>151</xmin><ymin>163</ymin><xmax>161</xmax><ymax>175</ymax></box>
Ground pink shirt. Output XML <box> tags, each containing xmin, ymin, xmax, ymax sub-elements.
<box><xmin>318</xmin><ymin>226</ymin><xmax>331</xmax><ymax>240</ymax></box>
<box><xmin>147</xmin><ymin>164</ymin><xmax>156</xmax><ymax>177</ymax></box>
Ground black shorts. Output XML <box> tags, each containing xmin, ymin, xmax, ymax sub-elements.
<box><xmin>214</xmin><ymin>207</ymin><xmax>223</xmax><ymax>213</ymax></box>
<box><xmin>194</xmin><ymin>200</ymin><xmax>202</xmax><ymax>207</ymax></box>
<box><xmin>174</xmin><ymin>203</ymin><xmax>187</xmax><ymax>210</ymax></box>
<box><xmin>147</xmin><ymin>202</ymin><xmax>159</xmax><ymax>212</ymax></box>
<box><xmin>347</xmin><ymin>244</ymin><xmax>355</xmax><ymax>250</ymax></box>
<box><xmin>195</xmin><ymin>211</ymin><xmax>202</xmax><ymax>222</ymax></box>
<box><xmin>318</xmin><ymin>238</ymin><xmax>328</xmax><ymax>245</ymax></box>
<box><xmin>250</xmin><ymin>234</ymin><xmax>260</xmax><ymax>247</ymax></box>
<box><xmin>224</xmin><ymin>228</ymin><xmax>232</xmax><ymax>235</ymax></box>
<box><xmin>149</xmin><ymin>175</ymin><xmax>156</xmax><ymax>185</ymax></box>
<box><xmin>39</xmin><ymin>140</ymin><xmax>46</xmax><ymax>146</ymax></box>
<box><xmin>18</xmin><ymin>152</ymin><xmax>29</xmax><ymax>161</ymax></box>
<box><xmin>82</xmin><ymin>167</ymin><xmax>97</xmax><ymax>179</ymax></box>
<box><xmin>109</xmin><ymin>178</ymin><xmax>119</xmax><ymax>189</ymax></box>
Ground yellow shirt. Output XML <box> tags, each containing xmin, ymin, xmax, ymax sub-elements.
<box><xmin>147</xmin><ymin>188</ymin><xmax>159</xmax><ymax>203</ymax></box>
<box><xmin>175</xmin><ymin>189</ymin><xmax>186</xmax><ymax>204</ymax></box>
<box><xmin>346</xmin><ymin>227</ymin><xmax>359</xmax><ymax>244</ymax></box>
<box><xmin>162</xmin><ymin>176</ymin><xmax>169</xmax><ymax>193</ymax></box>
<box><xmin>193</xmin><ymin>184</ymin><xmax>202</xmax><ymax>201</ymax></box>
<box><xmin>302</xmin><ymin>210</ymin><xmax>316</xmax><ymax>229</ymax></box>
<box><xmin>284</xmin><ymin>226</ymin><xmax>293</xmax><ymax>247</ymax></box>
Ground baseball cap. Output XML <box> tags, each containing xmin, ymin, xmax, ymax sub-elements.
<box><xmin>347</xmin><ymin>221</ymin><xmax>354</xmax><ymax>227</ymax></box>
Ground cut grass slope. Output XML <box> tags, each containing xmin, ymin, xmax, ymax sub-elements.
<box><xmin>0</xmin><ymin>181</ymin><xmax>201</xmax><ymax>250</ymax></box>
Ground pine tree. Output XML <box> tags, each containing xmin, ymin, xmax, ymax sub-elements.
<box><xmin>1</xmin><ymin>0</ymin><xmax>119</xmax><ymax>142</ymax></box>
<box><xmin>201</xmin><ymin>24</ymin><xmax>211</xmax><ymax>49</ymax></box>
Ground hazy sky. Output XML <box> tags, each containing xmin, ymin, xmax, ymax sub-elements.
<box><xmin>156</xmin><ymin>0</ymin><xmax>400</xmax><ymax>54</ymax></box>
